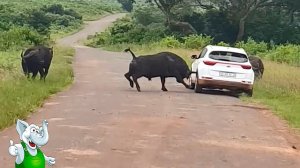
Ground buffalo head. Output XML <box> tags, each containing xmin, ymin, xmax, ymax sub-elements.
<box><xmin>20</xmin><ymin>51</ymin><xmax>29</xmax><ymax>76</ymax></box>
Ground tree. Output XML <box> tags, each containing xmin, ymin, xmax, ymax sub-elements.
<box><xmin>118</xmin><ymin>0</ymin><xmax>135</xmax><ymax>12</ymax></box>
<box><xmin>146</xmin><ymin>0</ymin><xmax>197</xmax><ymax>35</ymax></box>
<box><xmin>27</xmin><ymin>10</ymin><xmax>51</xmax><ymax>35</ymax></box>
<box><xmin>217</xmin><ymin>0</ymin><xmax>274</xmax><ymax>42</ymax></box>
<box><xmin>281</xmin><ymin>0</ymin><xmax>300</xmax><ymax>24</ymax></box>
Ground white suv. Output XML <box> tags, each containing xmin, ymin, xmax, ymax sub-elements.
<box><xmin>189</xmin><ymin>45</ymin><xmax>255</xmax><ymax>96</ymax></box>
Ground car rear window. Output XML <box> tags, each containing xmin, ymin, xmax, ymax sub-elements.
<box><xmin>209</xmin><ymin>51</ymin><xmax>248</xmax><ymax>63</ymax></box>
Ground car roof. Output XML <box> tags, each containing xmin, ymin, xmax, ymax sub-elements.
<box><xmin>205</xmin><ymin>45</ymin><xmax>247</xmax><ymax>55</ymax></box>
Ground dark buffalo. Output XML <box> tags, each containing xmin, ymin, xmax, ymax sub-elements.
<box><xmin>249</xmin><ymin>55</ymin><xmax>264</xmax><ymax>79</ymax></box>
<box><xmin>21</xmin><ymin>45</ymin><xmax>53</xmax><ymax>81</ymax></box>
<box><xmin>124</xmin><ymin>48</ymin><xmax>191</xmax><ymax>92</ymax></box>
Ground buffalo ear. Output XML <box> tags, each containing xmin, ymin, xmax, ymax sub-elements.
<box><xmin>20</xmin><ymin>51</ymin><xmax>24</xmax><ymax>58</ymax></box>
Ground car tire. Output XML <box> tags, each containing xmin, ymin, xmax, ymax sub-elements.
<box><xmin>194</xmin><ymin>74</ymin><xmax>203</xmax><ymax>93</ymax></box>
<box><xmin>188</xmin><ymin>77</ymin><xmax>195</xmax><ymax>89</ymax></box>
<box><xmin>245</xmin><ymin>89</ymin><xmax>253</xmax><ymax>97</ymax></box>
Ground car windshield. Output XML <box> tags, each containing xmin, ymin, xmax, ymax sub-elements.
<box><xmin>209</xmin><ymin>51</ymin><xmax>248</xmax><ymax>63</ymax></box>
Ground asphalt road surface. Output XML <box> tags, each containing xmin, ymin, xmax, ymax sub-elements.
<box><xmin>0</xmin><ymin>13</ymin><xmax>300</xmax><ymax>168</ymax></box>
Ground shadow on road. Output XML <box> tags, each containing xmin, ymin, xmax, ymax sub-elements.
<box><xmin>121</xmin><ymin>88</ymin><xmax>240</xmax><ymax>98</ymax></box>
<box><xmin>196</xmin><ymin>89</ymin><xmax>240</xmax><ymax>98</ymax></box>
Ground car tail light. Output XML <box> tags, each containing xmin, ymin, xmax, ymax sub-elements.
<box><xmin>203</xmin><ymin>60</ymin><xmax>217</xmax><ymax>66</ymax></box>
<box><xmin>241</xmin><ymin>65</ymin><xmax>252</xmax><ymax>69</ymax></box>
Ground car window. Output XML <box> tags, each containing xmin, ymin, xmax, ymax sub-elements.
<box><xmin>198</xmin><ymin>48</ymin><xmax>207</xmax><ymax>58</ymax></box>
<box><xmin>209</xmin><ymin>51</ymin><xmax>248</xmax><ymax>63</ymax></box>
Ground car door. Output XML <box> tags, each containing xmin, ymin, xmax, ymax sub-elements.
<box><xmin>192</xmin><ymin>48</ymin><xmax>207</xmax><ymax>72</ymax></box>
<box><xmin>190</xmin><ymin>48</ymin><xmax>208</xmax><ymax>82</ymax></box>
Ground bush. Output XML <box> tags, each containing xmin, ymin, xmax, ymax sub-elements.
<box><xmin>27</xmin><ymin>10</ymin><xmax>51</xmax><ymax>35</ymax></box>
<box><xmin>140</xmin><ymin>23</ymin><xmax>166</xmax><ymax>43</ymax></box>
<box><xmin>43</xmin><ymin>4</ymin><xmax>82</xmax><ymax>20</ymax></box>
<box><xmin>262</xmin><ymin>45</ymin><xmax>300</xmax><ymax>66</ymax></box>
<box><xmin>160</xmin><ymin>36</ymin><xmax>181</xmax><ymax>48</ymax></box>
<box><xmin>110</xmin><ymin>17</ymin><xmax>134</xmax><ymax>35</ymax></box>
<box><xmin>42</xmin><ymin>4</ymin><xmax>65</xmax><ymax>15</ymax></box>
<box><xmin>235</xmin><ymin>37</ymin><xmax>268</xmax><ymax>55</ymax></box>
<box><xmin>54</xmin><ymin>15</ymin><xmax>78</xmax><ymax>27</ymax></box>
<box><xmin>132</xmin><ymin>5</ymin><xmax>165</xmax><ymax>26</ymax></box>
<box><xmin>64</xmin><ymin>8</ymin><xmax>82</xmax><ymax>20</ymax></box>
<box><xmin>117</xmin><ymin>0</ymin><xmax>134</xmax><ymax>12</ymax></box>
<box><xmin>216</xmin><ymin>41</ymin><xmax>230</xmax><ymax>47</ymax></box>
<box><xmin>0</xmin><ymin>26</ymin><xmax>47</xmax><ymax>51</ymax></box>
<box><xmin>92</xmin><ymin>31</ymin><xmax>112</xmax><ymax>46</ymax></box>
<box><xmin>183</xmin><ymin>34</ymin><xmax>213</xmax><ymax>49</ymax></box>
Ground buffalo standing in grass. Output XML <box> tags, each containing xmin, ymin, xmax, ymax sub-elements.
<box><xmin>249</xmin><ymin>55</ymin><xmax>264</xmax><ymax>79</ymax></box>
<box><xmin>21</xmin><ymin>45</ymin><xmax>53</xmax><ymax>81</ymax></box>
<box><xmin>124</xmin><ymin>48</ymin><xmax>191</xmax><ymax>92</ymax></box>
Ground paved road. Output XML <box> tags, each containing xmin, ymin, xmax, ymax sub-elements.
<box><xmin>1</xmin><ymin>13</ymin><xmax>300</xmax><ymax>168</ymax></box>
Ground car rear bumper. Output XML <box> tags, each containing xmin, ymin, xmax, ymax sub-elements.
<box><xmin>197</xmin><ymin>79</ymin><xmax>252</xmax><ymax>91</ymax></box>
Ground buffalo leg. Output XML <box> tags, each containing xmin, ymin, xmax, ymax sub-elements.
<box><xmin>32</xmin><ymin>70</ymin><xmax>38</xmax><ymax>80</ymax></box>
<box><xmin>44</xmin><ymin>67</ymin><xmax>49</xmax><ymax>79</ymax></box>
<box><xmin>160</xmin><ymin>77</ymin><xmax>168</xmax><ymax>91</ymax></box>
<box><xmin>132</xmin><ymin>74</ymin><xmax>142</xmax><ymax>92</ymax></box>
<box><xmin>124</xmin><ymin>72</ymin><xmax>134</xmax><ymax>88</ymax></box>
<box><xmin>38</xmin><ymin>68</ymin><xmax>46</xmax><ymax>81</ymax></box>
<box><xmin>26</xmin><ymin>73</ymin><xmax>30</xmax><ymax>79</ymax></box>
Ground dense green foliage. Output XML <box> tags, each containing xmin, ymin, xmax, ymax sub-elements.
<box><xmin>87</xmin><ymin>15</ymin><xmax>300</xmax><ymax>66</ymax></box>
<box><xmin>143</xmin><ymin>0</ymin><xmax>300</xmax><ymax>44</ymax></box>
<box><xmin>112</xmin><ymin>1</ymin><xmax>300</xmax><ymax>44</ymax></box>
<box><xmin>0</xmin><ymin>0</ymin><xmax>121</xmax><ymax>51</ymax></box>
<box><xmin>118</xmin><ymin>0</ymin><xmax>135</xmax><ymax>12</ymax></box>
<box><xmin>0</xmin><ymin>4</ymin><xmax>83</xmax><ymax>51</ymax></box>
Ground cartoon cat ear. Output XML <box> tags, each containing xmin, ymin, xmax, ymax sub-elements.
<box><xmin>16</xmin><ymin>120</ymin><xmax>29</xmax><ymax>139</ymax></box>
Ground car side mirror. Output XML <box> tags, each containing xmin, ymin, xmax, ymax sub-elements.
<box><xmin>191</xmin><ymin>55</ymin><xmax>197</xmax><ymax>59</ymax></box>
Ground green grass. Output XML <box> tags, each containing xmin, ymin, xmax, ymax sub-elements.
<box><xmin>0</xmin><ymin>46</ymin><xmax>74</xmax><ymax>130</ymax></box>
<box><xmin>93</xmin><ymin>43</ymin><xmax>300</xmax><ymax>130</ymax></box>
<box><xmin>86</xmin><ymin>42</ymin><xmax>199</xmax><ymax>66</ymax></box>
<box><xmin>249</xmin><ymin>61</ymin><xmax>300</xmax><ymax>129</ymax></box>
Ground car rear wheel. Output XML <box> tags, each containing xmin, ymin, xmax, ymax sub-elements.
<box><xmin>188</xmin><ymin>76</ymin><xmax>195</xmax><ymax>89</ymax></box>
<box><xmin>194</xmin><ymin>74</ymin><xmax>203</xmax><ymax>93</ymax></box>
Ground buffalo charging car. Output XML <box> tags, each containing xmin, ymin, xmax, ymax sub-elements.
<box><xmin>189</xmin><ymin>45</ymin><xmax>255</xmax><ymax>96</ymax></box>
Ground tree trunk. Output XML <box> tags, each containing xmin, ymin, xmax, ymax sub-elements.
<box><xmin>236</xmin><ymin>17</ymin><xmax>246</xmax><ymax>42</ymax></box>
<box><xmin>289</xmin><ymin>9</ymin><xmax>295</xmax><ymax>24</ymax></box>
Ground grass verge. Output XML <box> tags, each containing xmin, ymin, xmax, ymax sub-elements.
<box><xmin>246</xmin><ymin>61</ymin><xmax>300</xmax><ymax>129</ymax></box>
<box><xmin>0</xmin><ymin>46</ymin><xmax>74</xmax><ymax>130</ymax></box>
